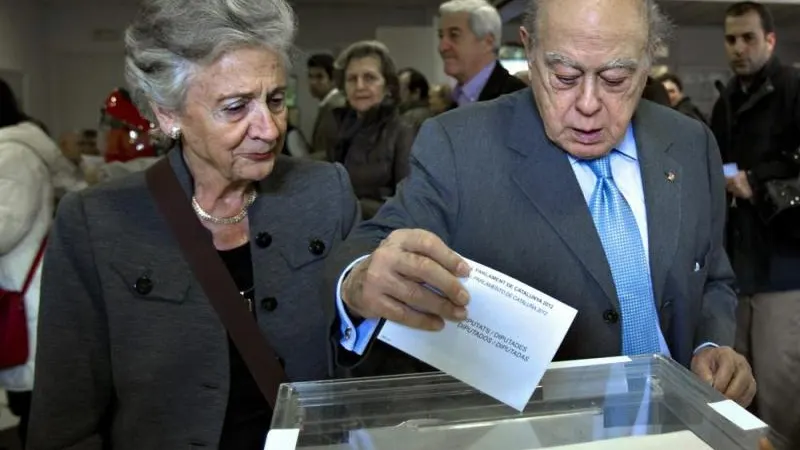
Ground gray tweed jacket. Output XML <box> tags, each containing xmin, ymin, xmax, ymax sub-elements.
<box><xmin>27</xmin><ymin>149</ymin><xmax>359</xmax><ymax>449</ymax></box>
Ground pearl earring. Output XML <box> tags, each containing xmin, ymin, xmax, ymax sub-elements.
<box><xmin>169</xmin><ymin>126</ymin><xmax>181</xmax><ymax>140</ymax></box>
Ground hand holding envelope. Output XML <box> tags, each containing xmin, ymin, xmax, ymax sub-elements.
<box><xmin>341</xmin><ymin>229</ymin><xmax>472</xmax><ymax>330</ymax></box>
<box><xmin>723</xmin><ymin>163</ymin><xmax>754</xmax><ymax>200</ymax></box>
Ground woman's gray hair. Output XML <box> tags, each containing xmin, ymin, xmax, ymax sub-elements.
<box><xmin>524</xmin><ymin>0</ymin><xmax>673</xmax><ymax>64</ymax></box>
<box><xmin>125</xmin><ymin>0</ymin><xmax>296</xmax><ymax>118</ymax></box>
<box><xmin>439</xmin><ymin>0</ymin><xmax>502</xmax><ymax>52</ymax></box>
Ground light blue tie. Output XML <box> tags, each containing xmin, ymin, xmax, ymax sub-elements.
<box><xmin>586</xmin><ymin>154</ymin><xmax>661</xmax><ymax>355</ymax></box>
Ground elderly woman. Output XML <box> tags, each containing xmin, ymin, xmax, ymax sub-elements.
<box><xmin>330</xmin><ymin>41</ymin><xmax>416</xmax><ymax>219</ymax></box>
<box><xmin>26</xmin><ymin>0</ymin><xmax>358</xmax><ymax>449</ymax></box>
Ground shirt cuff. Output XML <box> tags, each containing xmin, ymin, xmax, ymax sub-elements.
<box><xmin>693</xmin><ymin>342</ymin><xmax>718</xmax><ymax>355</ymax></box>
<box><xmin>336</xmin><ymin>255</ymin><xmax>380</xmax><ymax>355</ymax></box>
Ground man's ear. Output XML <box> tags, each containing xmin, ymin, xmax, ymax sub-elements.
<box><xmin>765</xmin><ymin>31</ymin><xmax>777</xmax><ymax>53</ymax></box>
<box><xmin>150</xmin><ymin>101</ymin><xmax>180</xmax><ymax>135</ymax></box>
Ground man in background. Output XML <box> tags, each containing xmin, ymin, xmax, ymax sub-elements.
<box><xmin>438</xmin><ymin>0</ymin><xmax>526</xmax><ymax>107</ymax></box>
<box><xmin>307</xmin><ymin>53</ymin><xmax>346</xmax><ymax>159</ymax></box>
<box><xmin>710</xmin><ymin>2</ymin><xmax>800</xmax><ymax>443</ymax></box>
<box><xmin>398</xmin><ymin>68</ymin><xmax>433</xmax><ymax>132</ymax></box>
<box><xmin>659</xmin><ymin>73</ymin><xmax>707</xmax><ymax>123</ymax></box>
<box><xmin>428</xmin><ymin>84</ymin><xmax>454</xmax><ymax>115</ymax></box>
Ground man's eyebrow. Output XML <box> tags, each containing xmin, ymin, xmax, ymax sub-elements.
<box><xmin>544</xmin><ymin>52</ymin><xmax>584</xmax><ymax>71</ymax></box>
<box><xmin>544</xmin><ymin>52</ymin><xmax>639</xmax><ymax>72</ymax></box>
<box><xmin>598</xmin><ymin>58</ymin><xmax>638</xmax><ymax>71</ymax></box>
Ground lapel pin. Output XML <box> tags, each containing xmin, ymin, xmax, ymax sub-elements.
<box><xmin>666</xmin><ymin>171</ymin><xmax>676</xmax><ymax>182</ymax></box>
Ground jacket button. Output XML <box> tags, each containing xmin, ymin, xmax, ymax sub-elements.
<box><xmin>308</xmin><ymin>238</ymin><xmax>325</xmax><ymax>255</ymax></box>
<box><xmin>255</xmin><ymin>232</ymin><xmax>272</xmax><ymax>248</ymax></box>
<box><xmin>133</xmin><ymin>276</ymin><xmax>153</xmax><ymax>295</ymax></box>
<box><xmin>603</xmin><ymin>309</ymin><xmax>619</xmax><ymax>324</ymax></box>
<box><xmin>261</xmin><ymin>297</ymin><xmax>278</xmax><ymax>312</ymax></box>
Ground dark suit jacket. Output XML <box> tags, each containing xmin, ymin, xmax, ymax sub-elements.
<box><xmin>478</xmin><ymin>61</ymin><xmax>528</xmax><ymax>102</ymax></box>
<box><xmin>325</xmin><ymin>89</ymin><xmax>736</xmax><ymax>377</ymax></box>
<box><xmin>29</xmin><ymin>150</ymin><xmax>359</xmax><ymax>449</ymax></box>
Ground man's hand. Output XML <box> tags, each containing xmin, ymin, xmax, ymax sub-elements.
<box><xmin>759</xmin><ymin>437</ymin><xmax>775</xmax><ymax>450</ymax></box>
<box><xmin>341</xmin><ymin>229</ymin><xmax>471</xmax><ymax>331</ymax></box>
<box><xmin>691</xmin><ymin>346</ymin><xmax>756</xmax><ymax>407</ymax></box>
<box><xmin>726</xmin><ymin>170</ymin><xmax>754</xmax><ymax>200</ymax></box>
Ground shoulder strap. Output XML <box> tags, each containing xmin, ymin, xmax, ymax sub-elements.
<box><xmin>144</xmin><ymin>157</ymin><xmax>287</xmax><ymax>408</ymax></box>
<box><xmin>21</xmin><ymin>238</ymin><xmax>48</xmax><ymax>295</ymax></box>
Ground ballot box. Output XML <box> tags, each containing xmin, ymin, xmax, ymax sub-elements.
<box><xmin>266</xmin><ymin>355</ymin><xmax>780</xmax><ymax>450</ymax></box>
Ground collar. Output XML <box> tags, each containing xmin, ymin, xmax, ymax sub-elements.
<box><xmin>567</xmin><ymin>125</ymin><xmax>637</xmax><ymax>166</ymax></box>
<box><xmin>453</xmin><ymin>60</ymin><xmax>497</xmax><ymax>103</ymax></box>
<box><xmin>736</xmin><ymin>56</ymin><xmax>782</xmax><ymax>94</ymax></box>
<box><xmin>320</xmin><ymin>88</ymin><xmax>340</xmax><ymax>107</ymax></box>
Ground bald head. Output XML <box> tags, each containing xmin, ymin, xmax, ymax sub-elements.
<box><xmin>519</xmin><ymin>0</ymin><xmax>671</xmax><ymax>159</ymax></box>
<box><xmin>524</xmin><ymin>0</ymin><xmax>670</xmax><ymax>63</ymax></box>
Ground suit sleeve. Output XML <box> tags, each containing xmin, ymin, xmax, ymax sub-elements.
<box><xmin>27</xmin><ymin>193</ymin><xmax>112</xmax><ymax>450</ymax></box>
<box><xmin>323</xmin><ymin>118</ymin><xmax>461</xmax><ymax>376</ymax></box>
<box><xmin>695</xmin><ymin>125</ymin><xmax>737</xmax><ymax>348</ymax></box>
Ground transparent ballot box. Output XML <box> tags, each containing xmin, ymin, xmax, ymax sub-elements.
<box><xmin>268</xmin><ymin>355</ymin><xmax>775</xmax><ymax>449</ymax></box>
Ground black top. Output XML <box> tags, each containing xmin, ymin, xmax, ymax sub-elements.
<box><xmin>710</xmin><ymin>57</ymin><xmax>800</xmax><ymax>293</ymax></box>
<box><xmin>217</xmin><ymin>244</ymin><xmax>272</xmax><ymax>449</ymax></box>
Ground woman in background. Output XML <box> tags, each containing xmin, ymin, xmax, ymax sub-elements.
<box><xmin>331</xmin><ymin>41</ymin><xmax>415</xmax><ymax>219</ymax></box>
<box><xmin>0</xmin><ymin>79</ymin><xmax>61</xmax><ymax>448</ymax></box>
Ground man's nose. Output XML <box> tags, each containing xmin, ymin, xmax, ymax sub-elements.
<box><xmin>576</xmin><ymin>78</ymin><xmax>602</xmax><ymax>116</ymax></box>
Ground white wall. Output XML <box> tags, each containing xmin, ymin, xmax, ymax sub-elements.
<box><xmin>0</xmin><ymin>0</ymin><xmax>49</xmax><ymax>125</ymax></box>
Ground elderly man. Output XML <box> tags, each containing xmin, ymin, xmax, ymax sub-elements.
<box><xmin>439</xmin><ymin>0</ymin><xmax>526</xmax><ymax>106</ymax></box>
<box><xmin>324</xmin><ymin>0</ymin><xmax>757</xmax><ymax>410</ymax></box>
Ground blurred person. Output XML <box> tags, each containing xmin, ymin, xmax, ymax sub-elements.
<box><xmin>325</xmin><ymin>0</ymin><xmax>757</xmax><ymax>413</ymax></box>
<box><xmin>710</xmin><ymin>2</ymin><xmax>800</xmax><ymax>445</ymax></box>
<box><xmin>659</xmin><ymin>72</ymin><xmax>708</xmax><ymax>123</ymax></box>
<box><xmin>79</xmin><ymin>129</ymin><xmax>100</xmax><ymax>155</ymax></box>
<box><xmin>438</xmin><ymin>0</ymin><xmax>527</xmax><ymax>107</ymax></box>
<box><xmin>26</xmin><ymin>0</ymin><xmax>358</xmax><ymax>448</ymax></box>
<box><xmin>332</xmin><ymin>41</ymin><xmax>415</xmax><ymax>219</ymax></box>
<box><xmin>398</xmin><ymin>67</ymin><xmax>433</xmax><ymax>131</ymax></box>
<box><xmin>0</xmin><ymin>79</ymin><xmax>75</xmax><ymax>448</ymax></box>
<box><xmin>281</xmin><ymin>123</ymin><xmax>311</xmax><ymax>157</ymax></box>
<box><xmin>428</xmin><ymin>83</ymin><xmax>454</xmax><ymax>114</ymax></box>
<box><xmin>641</xmin><ymin>76</ymin><xmax>671</xmax><ymax>106</ymax></box>
<box><xmin>398</xmin><ymin>67</ymin><xmax>433</xmax><ymax>130</ymax></box>
<box><xmin>308</xmin><ymin>53</ymin><xmax>345</xmax><ymax>159</ymax></box>
<box><xmin>58</xmin><ymin>131</ymin><xmax>83</xmax><ymax>166</ymax></box>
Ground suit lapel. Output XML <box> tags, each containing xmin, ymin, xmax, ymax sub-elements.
<box><xmin>632</xmin><ymin>102</ymin><xmax>681</xmax><ymax>308</ymax></box>
<box><xmin>507</xmin><ymin>92</ymin><xmax>619</xmax><ymax>308</ymax></box>
<box><xmin>478</xmin><ymin>62</ymin><xmax>506</xmax><ymax>102</ymax></box>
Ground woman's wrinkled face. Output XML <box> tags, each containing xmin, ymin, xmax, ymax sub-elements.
<box><xmin>345</xmin><ymin>56</ymin><xmax>387</xmax><ymax>113</ymax></box>
<box><xmin>155</xmin><ymin>47</ymin><xmax>287</xmax><ymax>182</ymax></box>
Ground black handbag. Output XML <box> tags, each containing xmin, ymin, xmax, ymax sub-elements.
<box><xmin>761</xmin><ymin>148</ymin><xmax>800</xmax><ymax>239</ymax></box>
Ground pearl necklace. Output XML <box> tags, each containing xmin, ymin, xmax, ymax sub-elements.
<box><xmin>191</xmin><ymin>189</ymin><xmax>257</xmax><ymax>225</ymax></box>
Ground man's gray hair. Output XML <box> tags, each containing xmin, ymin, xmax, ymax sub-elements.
<box><xmin>439</xmin><ymin>0</ymin><xmax>502</xmax><ymax>51</ymax></box>
<box><xmin>524</xmin><ymin>0</ymin><xmax>672</xmax><ymax>63</ymax></box>
<box><xmin>125</xmin><ymin>0</ymin><xmax>296</xmax><ymax>118</ymax></box>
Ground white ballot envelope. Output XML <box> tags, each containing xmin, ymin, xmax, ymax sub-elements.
<box><xmin>377</xmin><ymin>258</ymin><xmax>578</xmax><ymax>411</ymax></box>
<box><xmin>723</xmin><ymin>163</ymin><xmax>739</xmax><ymax>178</ymax></box>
